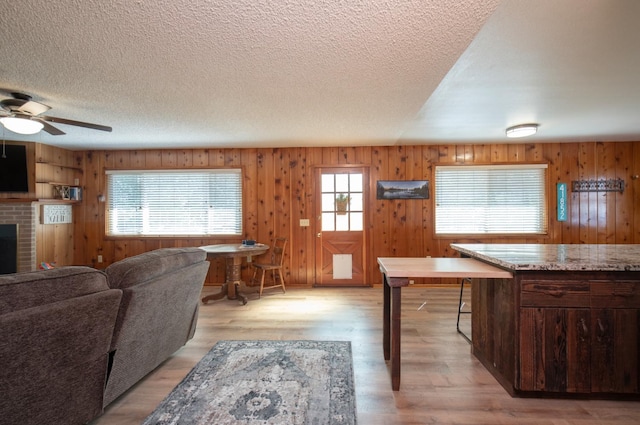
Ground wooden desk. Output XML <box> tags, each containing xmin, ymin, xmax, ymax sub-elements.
<box><xmin>201</xmin><ymin>244</ymin><xmax>269</xmax><ymax>305</ymax></box>
<box><xmin>377</xmin><ymin>257</ymin><xmax>512</xmax><ymax>391</ymax></box>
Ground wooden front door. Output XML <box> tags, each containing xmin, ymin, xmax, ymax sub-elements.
<box><xmin>314</xmin><ymin>166</ymin><xmax>368</xmax><ymax>286</ymax></box>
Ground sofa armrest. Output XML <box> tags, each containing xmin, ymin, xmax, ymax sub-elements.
<box><xmin>0</xmin><ymin>287</ymin><xmax>122</xmax><ymax>425</ymax></box>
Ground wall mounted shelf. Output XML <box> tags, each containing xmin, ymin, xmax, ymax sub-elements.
<box><xmin>36</xmin><ymin>160</ymin><xmax>83</xmax><ymax>173</ymax></box>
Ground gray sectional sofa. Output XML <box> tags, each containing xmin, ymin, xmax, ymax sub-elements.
<box><xmin>0</xmin><ymin>247</ymin><xmax>209</xmax><ymax>425</ymax></box>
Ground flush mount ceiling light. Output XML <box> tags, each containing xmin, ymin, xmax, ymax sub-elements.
<box><xmin>506</xmin><ymin>123</ymin><xmax>538</xmax><ymax>138</ymax></box>
<box><xmin>0</xmin><ymin>116</ymin><xmax>44</xmax><ymax>135</ymax></box>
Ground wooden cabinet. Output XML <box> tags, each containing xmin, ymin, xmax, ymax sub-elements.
<box><xmin>472</xmin><ymin>271</ymin><xmax>640</xmax><ymax>398</ymax></box>
<box><xmin>519</xmin><ymin>279</ymin><xmax>591</xmax><ymax>393</ymax></box>
<box><xmin>590</xmin><ymin>281</ymin><xmax>640</xmax><ymax>394</ymax></box>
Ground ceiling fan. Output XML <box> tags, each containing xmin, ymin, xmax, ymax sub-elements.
<box><xmin>0</xmin><ymin>92</ymin><xmax>112</xmax><ymax>135</ymax></box>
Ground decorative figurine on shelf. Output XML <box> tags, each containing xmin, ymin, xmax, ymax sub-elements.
<box><xmin>56</xmin><ymin>185</ymin><xmax>71</xmax><ymax>200</ymax></box>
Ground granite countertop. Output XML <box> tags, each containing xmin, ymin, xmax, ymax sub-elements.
<box><xmin>450</xmin><ymin>243</ymin><xmax>640</xmax><ymax>272</ymax></box>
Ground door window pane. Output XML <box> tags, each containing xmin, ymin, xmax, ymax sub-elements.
<box><xmin>336</xmin><ymin>213</ymin><xmax>349</xmax><ymax>231</ymax></box>
<box><xmin>350</xmin><ymin>193</ymin><xmax>363</xmax><ymax>211</ymax></box>
<box><xmin>350</xmin><ymin>212</ymin><xmax>363</xmax><ymax>231</ymax></box>
<box><xmin>321</xmin><ymin>174</ymin><xmax>335</xmax><ymax>192</ymax></box>
<box><xmin>321</xmin><ymin>212</ymin><xmax>335</xmax><ymax>231</ymax></box>
<box><xmin>335</xmin><ymin>174</ymin><xmax>349</xmax><ymax>192</ymax></box>
<box><xmin>322</xmin><ymin>193</ymin><xmax>336</xmax><ymax>212</ymax></box>
<box><xmin>350</xmin><ymin>174</ymin><xmax>363</xmax><ymax>192</ymax></box>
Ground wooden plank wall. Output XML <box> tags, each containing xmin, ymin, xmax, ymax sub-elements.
<box><xmin>72</xmin><ymin>141</ymin><xmax>640</xmax><ymax>286</ymax></box>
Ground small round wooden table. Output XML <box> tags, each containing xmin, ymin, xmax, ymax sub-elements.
<box><xmin>200</xmin><ymin>243</ymin><xmax>269</xmax><ymax>305</ymax></box>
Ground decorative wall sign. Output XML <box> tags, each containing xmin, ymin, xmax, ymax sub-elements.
<box><xmin>571</xmin><ymin>178</ymin><xmax>624</xmax><ymax>193</ymax></box>
<box><xmin>376</xmin><ymin>180</ymin><xmax>429</xmax><ymax>200</ymax></box>
<box><xmin>557</xmin><ymin>183</ymin><xmax>567</xmax><ymax>222</ymax></box>
<box><xmin>42</xmin><ymin>204</ymin><xmax>73</xmax><ymax>224</ymax></box>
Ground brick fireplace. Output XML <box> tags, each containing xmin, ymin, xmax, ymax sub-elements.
<box><xmin>0</xmin><ymin>203</ymin><xmax>36</xmax><ymax>272</ymax></box>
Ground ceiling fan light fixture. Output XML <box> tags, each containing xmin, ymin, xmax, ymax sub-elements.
<box><xmin>506</xmin><ymin>123</ymin><xmax>538</xmax><ymax>138</ymax></box>
<box><xmin>0</xmin><ymin>116</ymin><xmax>44</xmax><ymax>135</ymax></box>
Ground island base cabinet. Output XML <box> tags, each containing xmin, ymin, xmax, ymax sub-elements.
<box><xmin>472</xmin><ymin>272</ymin><xmax>640</xmax><ymax>398</ymax></box>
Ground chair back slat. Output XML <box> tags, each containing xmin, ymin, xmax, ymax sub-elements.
<box><xmin>271</xmin><ymin>237</ymin><xmax>287</xmax><ymax>266</ymax></box>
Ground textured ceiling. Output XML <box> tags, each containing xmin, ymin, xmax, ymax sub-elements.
<box><xmin>0</xmin><ymin>0</ymin><xmax>639</xmax><ymax>150</ymax></box>
<box><xmin>403</xmin><ymin>0</ymin><xmax>640</xmax><ymax>144</ymax></box>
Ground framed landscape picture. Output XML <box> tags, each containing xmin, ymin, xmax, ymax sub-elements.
<box><xmin>376</xmin><ymin>180</ymin><xmax>429</xmax><ymax>200</ymax></box>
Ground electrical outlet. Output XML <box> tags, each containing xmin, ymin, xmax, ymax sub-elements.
<box><xmin>300</xmin><ymin>219</ymin><xmax>310</xmax><ymax>227</ymax></box>
<box><xmin>74</xmin><ymin>178</ymin><xmax>80</xmax><ymax>185</ymax></box>
<box><xmin>97</xmin><ymin>255</ymin><xmax>103</xmax><ymax>263</ymax></box>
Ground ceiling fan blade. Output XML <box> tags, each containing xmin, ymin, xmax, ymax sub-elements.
<box><xmin>41</xmin><ymin>116</ymin><xmax>112</xmax><ymax>132</ymax></box>
<box><xmin>17</xmin><ymin>100</ymin><xmax>51</xmax><ymax>116</ymax></box>
<box><xmin>36</xmin><ymin>118</ymin><xmax>65</xmax><ymax>135</ymax></box>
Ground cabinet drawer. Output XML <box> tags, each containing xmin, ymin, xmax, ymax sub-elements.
<box><xmin>591</xmin><ymin>281</ymin><xmax>640</xmax><ymax>308</ymax></box>
<box><xmin>521</xmin><ymin>281</ymin><xmax>590</xmax><ymax>307</ymax></box>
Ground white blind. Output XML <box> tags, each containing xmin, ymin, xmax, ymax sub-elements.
<box><xmin>106</xmin><ymin>169</ymin><xmax>242</xmax><ymax>236</ymax></box>
<box><xmin>435</xmin><ymin>164</ymin><xmax>548</xmax><ymax>234</ymax></box>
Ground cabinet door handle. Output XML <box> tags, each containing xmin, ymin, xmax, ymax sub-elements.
<box><xmin>543</xmin><ymin>289</ymin><xmax>565</xmax><ymax>297</ymax></box>
<box><xmin>578</xmin><ymin>318</ymin><xmax>588</xmax><ymax>342</ymax></box>
<box><xmin>596</xmin><ymin>318</ymin><xmax>607</xmax><ymax>342</ymax></box>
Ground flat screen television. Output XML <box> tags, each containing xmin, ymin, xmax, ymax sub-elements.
<box><xmin>0</xmin><ymin>144</ymin><xmax>29</xmax><ymax>193</ymax></box>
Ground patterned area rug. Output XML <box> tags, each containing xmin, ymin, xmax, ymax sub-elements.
<box><xmin>142</xmin><ymin>340</ymin><xmax>357</xmax><ymax>424</ymax></box>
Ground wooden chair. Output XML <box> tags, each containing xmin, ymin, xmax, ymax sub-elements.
<box><xmin>250</xmin><ymin>237</ymin><xmax>287</xmax><ymax>298</ymax></box>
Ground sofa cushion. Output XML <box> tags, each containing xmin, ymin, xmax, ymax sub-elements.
<box><xmin>0</xmin><ymin>266</ymin><xmax>109</xmax><ymax>315</ymax></box>
<box><xmin>105</xmin><ymin>247</ymin><xmax>207</xmax><ymax>289</ymax></box>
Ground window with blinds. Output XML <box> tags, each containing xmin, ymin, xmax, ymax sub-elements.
<box><xmin>435</xmin><ymin>164</ymin><xmax>548</xmax><ymax>235</ymax></box>
<box><xmin>106</xmin><ymin>169</ymin><xmax>242</xmax><ymax>236</ymax></box>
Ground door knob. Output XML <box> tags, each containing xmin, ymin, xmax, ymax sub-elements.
<box><xmin>317</xmin><ymin>232</ymin><xmax>322</xmax><ymax>238</ymax></box>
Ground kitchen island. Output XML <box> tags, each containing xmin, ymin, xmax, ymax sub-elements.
<box><xmin>451</xmin><ymin>243</ymin><xmax>640</xmax><ymax>398</ymax></box>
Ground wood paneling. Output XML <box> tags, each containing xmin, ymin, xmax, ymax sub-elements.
<box><xmin>68</xmin><ymin>141</ymin><xmax>640</xmax><ymax>286</ymax></box>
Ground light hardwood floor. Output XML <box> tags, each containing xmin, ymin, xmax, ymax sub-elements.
<box><xmin>92</xmin><ymin>286</ymin><xmax>639</xmax><ymax>425</ymax></box>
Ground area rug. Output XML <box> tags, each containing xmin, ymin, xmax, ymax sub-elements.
<box><xmin>142</xmin><ymin>340</ymin><xmax>357</xmax><ymax>425</ymax></box>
